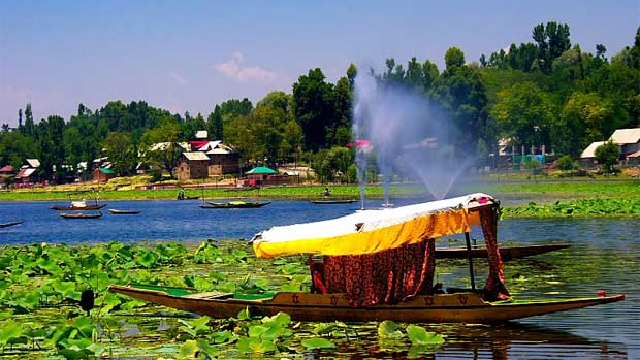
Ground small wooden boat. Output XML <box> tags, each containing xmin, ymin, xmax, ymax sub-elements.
<box><xmin>108</xmin><ymin>284</ymin><xmax>625</xmax><ymax>324</ymax></box>
<box><xmin>436</xmin><ymin>243</ymin><xmax>571</xmax><ymax>261</ymax></box>
<box><xmin>60</xmin><ymin>211</ymin><xmax>103</xmax><ymax>219</ymax></box>
<box><xmin>200</xmin><ymin>201</ymin><xmax>270</xmax><ymax>208</ymax></box>
<box><xmin>51</xmin><ymin>203</ymin><xmax>106</xmax><ymax>211</ymax></box>
<box><xmin>310</xmin><ymin>199</ymin><xmax>358</xmax><ymax>204</ymax></box>
<box><xmin>177</xmin><ymin>196</ymin><xmax>199</xmax><ymax>200</ymax></box>
<box><xmin>0</xmin><ymin>221</ymin><xmax>23</xmax><ymax>228</ymax></box>
<box><xmin>112</xmin><ymin>194</ymin><xmax>626</xmax><ymax>324</ymax></box>
<box><xmin>108</xmin><ymin>209</ymin><xmax>141</xmax><ymax>214</ymax></box>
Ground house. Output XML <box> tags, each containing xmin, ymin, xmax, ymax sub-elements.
<box><xmin>579</xmin><ymin>141</ymin><xmax>607</xmax><ymax>168</ymax></box>
<box><xmin>15</xmin><ymin>159</ymin><xmax>41</xmax><ymax>187</ymax></box>
<box><xmin>177</xmin><ymin>152</ymin><xmax>211</xmax><ymax>181</ymax></box>
<box><xmin>92</xmin><ymin>167</ymin><xmax>116</xmax><ymax>183</ymax></box>
<box><xmin>609</xmin><ymin>128</ymin><xmax>640</xmax><ymax>164</ymax></box>
<box><xmin>580</xmin><ymin>128</ymin><xmax>640</xmax><ymax>167</ymax></box>
<box><xmin>176</xmin><ymin>139</ymin><xmax>239</xmax><ymax>181</ymax></box>
<box><xmin>245</xmin><ymin>166</ymin><xmax>289</xmax><ymax>187</ymax></box>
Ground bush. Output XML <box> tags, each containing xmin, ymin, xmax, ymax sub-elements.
<box><xmin>556</xmin><ymin>155</ymin><xmax>576</xmax><ymax>171</ymax></box>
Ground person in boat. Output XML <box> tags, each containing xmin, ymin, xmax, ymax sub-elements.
<box><xmin>177</xmin><ymin>187</ymin><xmax>185</xmax><ymax>200</ymax></box>
<box><xmin>322</xmin><ymin>187</ymin><xmax>330</xmax><ymax>198</ymax></box>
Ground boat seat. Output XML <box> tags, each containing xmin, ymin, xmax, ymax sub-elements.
<box><xmin>182</xmin><ymin>292</ymin><xmax>234</xmax><ymax>299</ymax></box>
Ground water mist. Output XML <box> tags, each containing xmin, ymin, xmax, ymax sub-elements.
<box><xmin>352</xmin><ymin>72</ymin><xmax>475</xmax><ymax>203</ymax></box>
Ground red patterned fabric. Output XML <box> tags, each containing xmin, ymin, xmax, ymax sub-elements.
<box><xmin>480</xmin><ymin>205</ymin><xmax>510</xmax><ymax>301</ymax></box>
<box><xmin>322</xmin><ymin>238</ymin><xmax>436</xmax><ymax>307</ymax></box>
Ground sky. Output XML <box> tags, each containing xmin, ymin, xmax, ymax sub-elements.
<box><xmin>1</xmin><ymin>0</ymin><xmax>638</xmax><ymax>126</ymax></box>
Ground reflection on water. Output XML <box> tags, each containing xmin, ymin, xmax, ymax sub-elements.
<box><xmin>1</xmin><ymin>200</ymin><xmax>638</xmax><ymax>359</ymax></box>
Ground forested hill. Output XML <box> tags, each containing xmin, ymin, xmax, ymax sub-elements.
<box><xmin>1</xmin><ymin>22</ymin><xmax>639</xmax><ymax>182</ymax></box>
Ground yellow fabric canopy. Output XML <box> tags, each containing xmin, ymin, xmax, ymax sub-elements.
<box><xmin>253</xmin><ymin>194</ymin><xmax>490</xmax><ymax>258</ymax></box>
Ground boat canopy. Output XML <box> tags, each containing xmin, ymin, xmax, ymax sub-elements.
<box><xmin>253</xmin><ymin>193</ymin><xmax>492</xmax><ymax>258</ymax></box>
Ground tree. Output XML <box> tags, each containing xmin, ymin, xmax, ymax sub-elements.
<box><xmin>596</xmin><ymin>44</ymin><xmax>607</xmax><ymax>60</ymax></box>
<box><xmin>434</xmin><ymin>64</ymin><xmax>488</xmax><ymax>151</ymax></box>
<box><xmin>24</xmin><ymin>103</ymin><xmax>35</xmax><ymax>136</ymax></box>
<box><xmin>595</xmin><ymin>141</ymin><xmax>619</xmax><ymax>174</ymax></box>
<box><xmin>206</xmin><ymin>106</ymin><xmax>224</xmax><ymax>140</ymax></box>
<box><xmin>445</xmin><ymin>47</ymin><xmax>465</xmax><ymax>69</ymax></box>
<box><xmin>557</xmin><ymin>92</ymin><xmax>616</xmax><ymax>158</ymax></box>
<box><xmin>140</xmin><ymin>120</ymin><xmax>183</xmax><ymax>177</ymax></box>
<box><xmin>555</xmin><ymin>155</ymin><xmax>576</xmax><ymax>171</ymax></box>
<box><xmin>532</xmin><ymin>21</ymin><xmax>571</xmax><ymax>73</ymax></box>
<box><xmin>490</xmin><ymin>81</ymin><xmax>555</xmax><ymax>149</ymax></box>
<box><xmin>292</xmin><ymin>68</ymin><xmax>335</xmax><ymax>150</ymax></box>
<box><xmin>102</xmin><ymin>132</ymin><xmax>136</xmax><ymax>176</ymax></box>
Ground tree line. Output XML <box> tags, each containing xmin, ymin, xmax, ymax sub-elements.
<box><xmin>1</xmin><ymin>22</ymin><xmax>639</xmax><ymax>183</ymax></box>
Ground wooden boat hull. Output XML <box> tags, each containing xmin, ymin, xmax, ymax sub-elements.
<box><xmin>108</xmin><ymin>285</ymin><xmax>625</xmax><ymax>324</ymax></box>
<box><xmin>201</xmin><ymin>201</ymin><xmax>270</xmax><ymax>208</ymax></box>
<box><xmin>436</xmin><ymin>243</ymin><xmax>571</xmax><ymax>261</ymax></box>
<box><xmin>51</xmin><ymin>204</ymin><xmax>106</xmax><ymax>211</ymax></box>
<box><xmin>0</xmin><ymin>221</ymin><xmax>23</xmax><ymax>228</ymax></box>
<box><xmin>108</xmin><ymin>209</ymin><xmax>140</xmax><ymax>214</ymax></box>
<box><xmin>60</xmin><ymin>213</ymin><xmax>102</xmax><ymax>219</ymax></box>
<box><xmin>310</xmin><ymin>199</ymin><xmax>358</xmax><ymax>204</ymax></box>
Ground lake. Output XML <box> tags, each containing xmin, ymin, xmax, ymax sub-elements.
<box><xmin>1</xmin><ymin>198</ymin><xmax>638</xmax><ymax>359</ymax></box>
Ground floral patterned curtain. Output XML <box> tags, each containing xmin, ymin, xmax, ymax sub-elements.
<box><xmin>322</xmin><ymin>238</ymin><xmax>436</xmax><ymax>307</ymax></box>
<box><xmin>480</xmin><ymin>205</ymin><xmax>510</xmax><ymax>300</ymax></box>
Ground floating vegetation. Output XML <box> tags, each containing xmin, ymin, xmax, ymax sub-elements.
<box><xmin>0</xmin><ymin>240</ymin><xmax>449</xmax><ymax>358</ymax></box>
<box><xmin>502</xmin><ymin>198</ymin><xmax>640</xmax><ymax>218</ymax></box>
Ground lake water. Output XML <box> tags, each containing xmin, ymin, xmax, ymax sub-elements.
<box><xmin>1</xmin><ymin>199</ymin><xmax>638</xmax><ymax>359</ymax></box>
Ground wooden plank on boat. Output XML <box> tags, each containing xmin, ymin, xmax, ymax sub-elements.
<box><xmin>436</xmin><ymin>243</ymin><xmax>571</xmax><ymax>261</ymax></box>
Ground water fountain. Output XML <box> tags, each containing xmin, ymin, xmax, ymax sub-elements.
<box><xmin>352</xmin><ymin>72</ymin><xmax>475</xmax><ymax>203</ymax></box>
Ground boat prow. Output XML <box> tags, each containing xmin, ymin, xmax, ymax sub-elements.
<box><xmin>108</xmin><ymin>284</ymin><xmax>625</xmax><ymax>324</ymax></box>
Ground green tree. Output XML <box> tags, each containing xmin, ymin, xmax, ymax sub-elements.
<box><xmin>595</xmin><ymin>141</ymin><xmax>619</xmax><ymax>174</ymax></box>
<box><xmin>445</xmin><ymin>47</ymin><xmax>465</xmax><ymax>69</ymax></box>
<box><xmin>140</xmin><ymin>120</ymin><xmax>183</xmax><ymax>177</ymax></box>
<box><xmin>555</xmin><ymin>155</ymin><xmax>576</xmax><ymax>171</ymax></box>
<box><xmin>434</xmin><ymin>62</ymin><xmax>488</xmax><ymax>151</ymax></box>
<box><xmin>206</xmin><ymin>106</ymin><xmax>224</xmax><ymax>140</ymax></box>
<box><xmin>36</xmin><ymin>115</ymin><xmax>66</xmax><ymax>182</ymax></box>
<box><xmin>558</xmin><ymin>92</ymin><xmax>616</xmax><ymax>158</ymax></box>
<box><xmin>292</xmin><ymin>68</ymin><xmax>335</xmax><ymax>150</ymax></box>
<box><xmin>490</xmin><ymin>81</ymin><xmax>555</xmax><ymax>149</ymax></box>
<box><xmin>102</xmin><ymin>132</ymin><xmax>137</xmax><ymax>176</ymax></box>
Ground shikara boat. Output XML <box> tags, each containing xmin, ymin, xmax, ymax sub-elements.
<box><xmin>0</xmin><ymin>221</ymin><xmax>23</xmax><ymax>228</ymax></box>
<box><xmin>60</xmin><ymin>211</ymin><xmax>102</xmax><ymax>219</ymax></box>
<box><xmin>51</xmin><ymin>198</ymin><xmax>106</xmax><ymax>211</ymax></box>
<box><xmin>436</xmin><ymin>243</ymin><xmax>571</xmax><ymax>261</ymax></box>
<box><xmin>310</xmin><ymin>199</ymin><xmax>359</xmax><ymax>204</ymax></box>
<box><xmin>177</xmin><ymin>196</ymin><xmax>199</xmax><ymax>200</ymax></box>
<box><xmin>200</xmin><ymin>200</ymin><xmax>270</xmax><ymax>208</ymax></box>
<box><xmin>110</xmin><ymin>193</ymin><xmax>625</xmax><ymax>323</ymax></box>
<box><xmin>108</xmin><ymin>209</ymin><xmax>141</xmax><ymax>214</ymax></box>
<box><xmin>108</xmin><ymin>284</ymin><xmax>624</xmax><ymax>324</ymax></box>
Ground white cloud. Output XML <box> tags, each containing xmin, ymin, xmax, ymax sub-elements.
<box><xmin>168</xmin><ymin>72</ymin><xmax>188</xmax><ymax>85</ymax></box>
<box><xmin>214</xmin><ymin>53</ymin><xmax>278</xmax><ymax>83</ymax></box>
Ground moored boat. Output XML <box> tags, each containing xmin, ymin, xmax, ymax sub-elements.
<box><xmin>108</xmin><ymin>209</ymin><xmax>141</xmax><ymax>214</ymax></box>
<box><xmin>310</xmin><ymin>199</ymin><xmax>358</xmax><ymax>204</ymax></box>
<box><xmin>51</xmin><ymin>196</ymin><xmax>106</xmax><ymax>211</ymax></box>
<box><xmin>60</xmin><ymin>211</ymin><xmax>103</xmax><ymax>219</ymax></box>
<box><xmin>108</xmin><ymin>284</ymin><xmax>624</xmax><ymax>324</ymax></box>
<box><xmin>110</xmin><ymin>193</ymin><xmax>625</xmax><ymax>323</ymax></box>
<box><xmin>0</xmin><ymin>221</ymin><xmax>23</xmax><ymax>228</ymax></box>
<box><xmin>200</xmin><ymin>200</ymin><xmax>270</xmax><ymax>208</ymax></box>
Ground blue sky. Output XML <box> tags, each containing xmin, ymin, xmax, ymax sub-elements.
<box><xmin>1</xmin><ymin>0</ymin><xmax>638</xmax><ymax>126</ymax></box>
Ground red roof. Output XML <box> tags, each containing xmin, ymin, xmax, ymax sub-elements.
<box><xmin>0</xmin><ymin>165</ymin><xmax>13</xmax><ymax>172</ymax></box>
<box><xmin>189</xmin><ymin>140</ymin><xmax>209</xmax><ymax>150</ymax></box>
